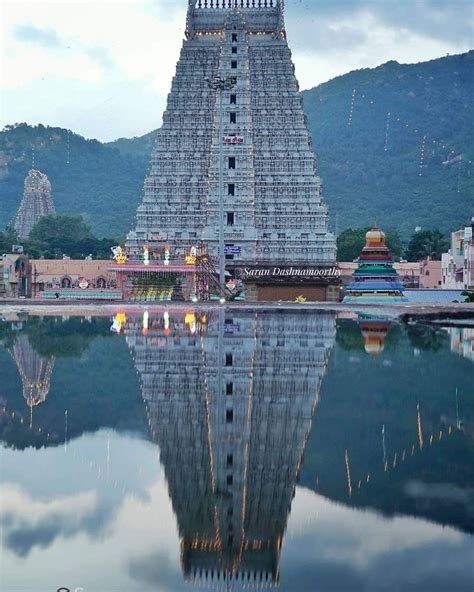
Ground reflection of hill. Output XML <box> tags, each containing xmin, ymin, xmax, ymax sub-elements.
<box><xmin>0</xmin><ymin>320</ymin><xmax>145</xmax><ymax>449</ymax></box>
<box><xmin>1</xmin><ymin>313</ymin><xmax>472</xmax><ymax>541</ymax></box>
<box><xmin>300</xmin><ymin>321</ymin><xmax>474</xmax><ymax>534</ymax></box>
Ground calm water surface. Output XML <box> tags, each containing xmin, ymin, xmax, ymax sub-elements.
<box><xmin>0</xmin><ymin>309</ymin><xmax>473</xmax><ymax>592</ymax></box>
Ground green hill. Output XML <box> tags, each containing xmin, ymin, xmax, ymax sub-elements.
<box><xmin>0</xmin><ymin>51</ymin><xmax>472</xmax><ymax>238</ymax></box>
<box><xmin>301</xmin><ymin>51</ymin><xmax>474</xmax><ymax>237</ymax></box>
<box><xmin>0</xmin><ymin>124</ymin><xmax>145</xmax><ymax>237</ymax></box>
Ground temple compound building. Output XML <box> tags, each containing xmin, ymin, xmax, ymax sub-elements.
<box><xmin>14</xmin><ymin>169</ymin><xmax>55</xmax><ymax>240</ymax></box>
<box><xmin>124</xmin><ymin>309</ymin><xmax>335</xmax><ymax>586</ymax></box>
<box><xmin>126</xmin><ymin>0</ymin><xmax>337</xmax><ymax>301</ymax></box>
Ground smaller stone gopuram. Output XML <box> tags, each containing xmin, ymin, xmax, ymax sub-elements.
<box><xmin>14</xmin><ymin>169</ymin><xmax>55</xmax><ymax>240</ymax></box>
<box><xmin>343</xmin><ymin>227</ymin><xmax>408</xmax><ymax>304</ymax></box>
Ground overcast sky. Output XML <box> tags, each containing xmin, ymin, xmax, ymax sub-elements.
<box><xmin>1</xmin><ymin>0</ymin><xmax>473</xmax><ymax>142</ymax></box>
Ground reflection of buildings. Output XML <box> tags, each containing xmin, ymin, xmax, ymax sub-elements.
<box><xmin>126</xmin><ymin>310</ymin><xmax>335</xmax><ymax>587</ymax></box>
<box><xmin>9</xmin><ymin>333</ymin><xmax>54</xmax><ymax>427</ymax></box>
<box><xmin>446</xmin><ymin>327</ymin><xmax>474</xmax><ymax>362</ymax></box>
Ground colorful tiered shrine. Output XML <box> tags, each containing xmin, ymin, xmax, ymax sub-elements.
<box><xmin>343</xmin><ymin>227</ymin><xmax>408</xmax><ymax>304</ymax></box>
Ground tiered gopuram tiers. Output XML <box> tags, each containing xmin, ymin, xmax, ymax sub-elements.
<box><xmin>126</xmin><ymin>0</ymin><xmax>338</xmax><ymax>301</ymax></box>
<box><xmin>14</xmin><ymin>169</ymin><xmax>55</xmax><ymax>240</ymax></box>
<box><xmin>343</xmin><ymin>227</ymin><xmax>408</xmax><ymax>304</ymax></box>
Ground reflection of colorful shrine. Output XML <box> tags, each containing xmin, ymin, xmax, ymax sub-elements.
<box><xmin>357</xmin><ymin>315</ymin><xmax>394</xmax><ymax>357</ymax></box>
<box><xmin>343</xmin><ymin>227</ymin><xmax>407</xmax><ymax>304</ymax></box>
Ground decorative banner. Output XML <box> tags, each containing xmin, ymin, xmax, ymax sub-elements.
<box><xmin>78</xmin><ymin>278</ymin><xmax>89</xmax><ymax>289</ymax></box>
<box><xmin>143</xmin><ymin>245</ymin><xmax>150</xmax><ymax>266</ymax></box>
<box><xmin>223</xmin><ymin>136</ymin><xmax>244</xmax><ymax>144</ymax></box>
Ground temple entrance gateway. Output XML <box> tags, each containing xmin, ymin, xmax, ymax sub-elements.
<box><xmin>124</xmin><ymin>0</ymin><xmax>338</xmax><ymax>301</ymax></box>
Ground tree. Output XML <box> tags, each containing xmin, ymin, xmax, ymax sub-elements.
<box><xmin>337</xmin><ymin>227</ymin><xmax>403</xmax><ymax>262</ymax></box>
<box><xmin>25</xmin><ymin>215</ymin><xmax>118</xmax><ymax>259</ymax></box>
<box><xmin>0</xmin><ymin>226</ymin><xmax>19</xmax><ymax>254</ymax></box>
<box><xmin>405</xmin><ymin>230</ymin><xmax>449</xmax><ymax>262</ymax></box>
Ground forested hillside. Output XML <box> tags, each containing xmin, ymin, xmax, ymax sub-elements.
<box><xmin>302</xmin><ymin>51</ymin><xmax>473</xmax><ymax>236</ymax></box>
<box><xmin>0</xmin><ymin>124</ymin><xmax>144</xmax><ymax>237</ymax></box>
<box><xmin>0</xmin><ymin>51</ymin><xmax>472</xmax><ymax>238</ymax></box>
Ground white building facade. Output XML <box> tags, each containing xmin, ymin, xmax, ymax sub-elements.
<box><xmin>441</xmin><ymin>220</ymin><xmax>474</xmax><ymax>290</ymax></box>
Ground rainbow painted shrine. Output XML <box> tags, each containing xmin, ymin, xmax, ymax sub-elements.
<box><xmin>343</xmin><ymin>227</ymin><xmax>408</xmax><ymax>304</ymax></box>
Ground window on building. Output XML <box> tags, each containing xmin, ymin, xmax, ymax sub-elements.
<box><xmin>226</xmin><ymin>382</ymin><xmax>234</xmax><ymax>395</ymax></box>
<box><xmin>278</xmin><ymin>232</ymin><xmax>286</xmax><ymax>239</ymax></box>
<box><xmin>227</xmin><ymin>506</ymin><xmax>234</xmax><ymax>516</ymax></box>
<box><xmin>230</xmin><ymin>94</ymin><xmax>237</xmax><ymax>105</ymax></box>
<box><xmin>232</xmin><ymin>33</ymin><xmax>238</xmax><ymax>42</ymax></box>
<box><xmin>231</xmin><ymin>60</ymin><xmax>237</xmax><ymax>69</ymax></box>
<box><xmin>227</xmin><ymin>474</ymin><xmax>233</xmax><ymax>486</ymax></box>
<box><xmin>232</xmin><ymin>46</ymin><xmax>237</xmax><ymax>54</ymax></box>
<box><xmin>96</xmin><ymin>277</ymin><xmax>106</xmax><ymax>289</ymax></box>
<box><xmin>228</xmin><ymin>157</ymin><xmax>236</xmax><ymax>169</ymax></box>
<box><xmin>230</xmin><ymin>112</ymin><xmax>237</xmax><ymax>124</ymax></box>
<box><xmin>228</xmin><ymin>183</ymin><xmax>235</xmax><ymax>195</ymax></box>
<box><xmin>227</xmin><ymin>454</ymin><xmax>234</xmax><ymax>467</ymax></box>
<box><xmin>227</xmin><ymin>212</ymin><xmax>235</xmax><ymax>226</ymax></box>
<box><xmin>301</xmin><ymin>233</ymin><xmax>309</xmax><ymax>240</ymax></box>
<box><xmin>226</xmin><ymin>408</ymin><xmax>234</xmax><ymax>423</ymax></box>
<box><xmin>226</xmin><ymin>353</ymin><xmax>233</xmax><ymax>366</ymax></box>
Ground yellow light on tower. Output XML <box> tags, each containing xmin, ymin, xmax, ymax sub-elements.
<box><xmin>143</xmin><ymin>245</ymin><xmax>150</xmax><ymax>266</ymax></box>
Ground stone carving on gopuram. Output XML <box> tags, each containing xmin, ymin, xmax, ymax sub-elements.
<box><xmin>126</xmin><ymin>0</ymin><xmax>336</xmax><ymax>269</ymax></box>
<box><xmin>14</xmin><ymin>169</ymin><xmax>55</xmax><ymax>240</ymax></box>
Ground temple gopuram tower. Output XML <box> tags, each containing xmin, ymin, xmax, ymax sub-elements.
<box><xmin>127</xmin><ymin>0</ymin><xmax>337</xmax><ymax>301</ymax></box>
<box><xmin>14</xmin><ymin>169</ymin><xmax>55</xmax><ymax>240</ymax></box>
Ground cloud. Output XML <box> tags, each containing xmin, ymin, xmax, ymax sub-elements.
<box><xmin>14</xmin><ymin>23</ymin><xmax>62</xmax><ymax>48</ymax></box>
<box><xmin>287</xmin><ymin>0</ymin><xmax>473</xmax><ymax>46</ymax></box>
<box><xmin>0</xmin><ymin>483</ymin><xmax>123</xmax><ymax>557</ymax></box>
<box><xmin>128</xmin><ymin>550</ymin><xmax>183</xmax><ymax>591</ymax></box>
<box><xmin>1</xmin><ymin>0</ymin><xmax>472</xmax><ymax>140</ymax></box>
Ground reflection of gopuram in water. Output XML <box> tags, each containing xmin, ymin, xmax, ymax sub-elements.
<box><xmin>9</xmin><ymin>333</ymin><xmax>55</xmax><ymax>428</ymax></box>
<box><xmin>125</xmin><ymin>310</ymin><xmax>335</xmax><ymax>587</ymax></box>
